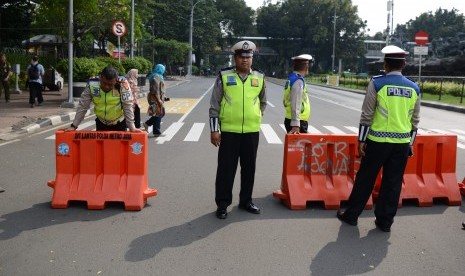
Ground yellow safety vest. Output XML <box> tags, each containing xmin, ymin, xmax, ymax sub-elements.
<box><xmin>283</xmin><ymin>72</ymin><xmax>310</xmax><ymax>121</ymax></box>
<box><xmin>219</xmin><ymin>69</ymin><xmax>264</xmax><ymax>133</ymax></box>
<box><xmin>88</xmin><ymin>79</ymin><xmax>129</xmax><ymax>125</ymax></box>
<box><xmin>368</xmin><ymin>75</ymin><xmax>419</xmax><ymax>143</ymax></box>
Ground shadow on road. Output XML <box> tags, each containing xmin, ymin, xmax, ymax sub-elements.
<box><xmin>0</xmin><ymin>202</ymin><xmax>122</xmax><ymax>240</ymax></box>
<box><xmin>310</xmin><ymin>227</ymin><xmax>390</xmax><ymax>275</ymax></box>
<box><xmin>125</xmin><ymin>195</ymin><xmax>450</xmax><ymax>262</ymax></box>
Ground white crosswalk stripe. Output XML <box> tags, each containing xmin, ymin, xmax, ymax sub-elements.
<box><xmin>261</xmin><ymin>124</ymin><xmax>282</xmax><ymax>144</ymax></box>
<box><xmin>184</xmin><ymin>123</ymin><xmax>205</xmax><ymax>142</ymax></box>
<box><xmin>43</xmin><ymin>121</ymin><xmax>465</xmax><ymax>150</ymax></box>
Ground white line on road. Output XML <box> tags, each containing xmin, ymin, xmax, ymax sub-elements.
<box><xmin>344</xmin><ymin>126</ymin><xmax>359</xmax><ymax>133</ymax></box>
<box><xmin>266</xmin><ymin>101</ymin><xmax>275</xmax><ymax>108</ymax></box>
<box><xmin>261</xmin><ymin>124</ymin><xmax>282</xmax><ymax>144</ymax></box>
<box><xmin>184</xmin><ymin>123</ymin><xmax>205</xmax><ymax>142</ymax></box>
<box><xmin>307</xmin><ymin>125</ymin><xmax>322</xmax><ymax>134</ymax></box>
<box><xmin>429</xmin><ymin>128</ymin><xmax>465</xmax><ymax>149</ymax></box>
<box><xmin>323</xmin><ymin>126</ymin><xmax>345</xmax><ymax>134</ymax></box>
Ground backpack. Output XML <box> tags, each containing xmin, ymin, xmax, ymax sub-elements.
<box><xmin>28</xmin><ymin>64</ymin><xmax>40</xmax><ymax>80</ymax></box>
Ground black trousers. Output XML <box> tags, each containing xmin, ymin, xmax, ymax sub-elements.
<box><xmin>284</xmin><ymin>118</ymin><xmax>308</xmax><ymax>133</ymax></box>
<box><xmin>95</xmin><ymin>118</ymin><xmax>127</xmax><ymax>131</ymax></box>
<box><xmin>343</xmin><ymin>140</ymin><xmax>410</xmax><ymax>227</ymax></box>
<box><xmin>215</xmin><ymin>132</ymin><xmax>259</xmax><ymax>209</ymax></box>
<box><xmin>134</xmin><ymin>104</ymin><xmax>141</xmax><ymax>129</ymax></box>
<box><xmin>28</xmin><ymin>81</ymin><xmax>43</xmax><ymax>105</ymax></box>
<box><xmin>0</xmin><ymin>80</ymin><xmax>10</xmax><ymax>101</ymax></box>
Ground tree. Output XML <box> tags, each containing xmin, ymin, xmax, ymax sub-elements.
<box><xmin>256</xmin><ymin>0</ymin><xmax>366</xmax><ymax>72</ymax></box>
<box><xmin>396</xmin><ymin>8</ymin><xmax>465</xmax><ymax>41</ymax></box>
<box><xmin>0</xmin><ymin>0</ymin><xmax>36</xmax><ymax>48</ymax></box>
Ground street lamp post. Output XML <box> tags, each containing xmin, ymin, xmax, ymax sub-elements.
<box><xmin>187</xmin><ymin>0</ymin><xmax>206</xmax><ymax>76</ymax></box>
<box><xmin>130</xmin><ymin>0</ymin><xmax>134</xmax><ymax>58</ymax></box>
<box><xmin>331</xmin><ymin>3</ymin><xmax>338</xmax><ymax>73</ymax></box>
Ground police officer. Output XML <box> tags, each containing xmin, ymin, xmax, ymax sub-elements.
<box><xmin>209</xmin><ymin>40</ymin><xmax>267</xmax><ymax>219</ymax></box>
<box><xmin>283</xmin><ymin>54</ymin><xmax>313</xmax><ymax>134</ymax></box>
<box><xmin>66</xmin><ymin>66</ymin><xmax>141</xmax><ymax>132</ymax></box>
<box><xmin>337</xmin><ymin>45</ymin><xmax>420</xmax><ymax>232</ymax></box>
<box><xmin>0</xmin><ymin>53</ymin><xmax>13</xmax><ymax>103</ymax></box>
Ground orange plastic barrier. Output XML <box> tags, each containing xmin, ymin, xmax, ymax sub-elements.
<box><xmin>48</xmin><ymin>130</ymin><xmax>157</xmax><ymax>210</ymax></box>
<box><xmin>459</xmin><ymin>178</ymin><xmax>465</xmax><ymax>196</ymax></box>
<box><xmin>273</xmin><ymin>134</ymin><xmax>372</xmax><ymax>210</ymax></box>
<box><xmin>371</xmin><ymin>134</ymin><xmax>461</xmax><ymax>207</ymax></box>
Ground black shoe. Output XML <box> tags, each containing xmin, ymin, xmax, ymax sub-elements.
<box><xmin>462</xmin><ymin>222</ymin><xmax>465</xmax><ymax>229</ymax></box>
<box><xmin>0</xmin><ymin>186</ymin><xmax>4</xmax><ymax>193</ymax></box>
<box><xmin>375</xmin><ymin>219</ymin><xmax>391</xmax><ymax>232</ymax></box>
<box><xmin>216</xmin><ymin>208</ymin><xmax>227</xmax><ymax>219</ymax></box>
<box><xmin>336</xmin><ymin>210</ymin><xmax>357</xmax><ymax>226</ymax></box>
<box><xmin>238</xmin><ymin>202</ymin><xmax>261</xmax><ymax>214</ymax></box>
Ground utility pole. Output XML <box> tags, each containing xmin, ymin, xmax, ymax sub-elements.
<box><xmin>187</xmin><ymin>0</ymin><xmax>206</xmax><ymax>76</ymax></box>
<box><xmin>130</xmin><ymin>0</ymin><xmax>134</xmax><ymax>58</ymax></box>
<box><xmin>331</xmin><ymin>3</ymin><xmax>337</xmax><ymax>73</ymax></box>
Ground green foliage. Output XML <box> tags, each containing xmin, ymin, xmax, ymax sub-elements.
<box><xmin>256</xmin><ymin>0</ymin><xmax>367</xmax><ymax>72</ymax></box>
<box><xmin>94</xmin><ymin>57</ymin><xmax>125</xmax><ymax>75</ymax></box>
<box><xmin>121</xmin><ymin>59</ymin><xmax>142</xmax><ymax>74</ymax></box>
<box><xmin>56</xmin><ymin>57</ymin><xmax>127</xmax><ymax>81</ymax></box>
<box><xmin>134</xmin><ymin>57</ymin><xmax>152</xmax><ymax>73</ymax></box>
<box><xmin>397</xmin><ymin>8</ymin><xmax>465</xmax><ymax>41</ymax></box>
<box><xmin>421</xmin><ymin>81</ymin><xmax>464</xmax><ymax>97</ymax></box>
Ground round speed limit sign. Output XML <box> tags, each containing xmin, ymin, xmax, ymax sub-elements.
<box><xmin>112</xmin><ymin>21</ymin><xmax>126</xmax><ymax>37</ymax></box>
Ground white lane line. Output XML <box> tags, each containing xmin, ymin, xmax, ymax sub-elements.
<box><xmin>155</xmin><ymin>122</ymin><xmax>184</xmax><ymax>144</ymax></box>
<box><xmin>417</xmin><ymin>128</ymin><xmax>428</xmax><ymax>134</ymax></box>
<box><xmin>0</xmin><ymin>139</ymin><xmax>20</xmax><ymax>147</ymax></box>
<box><xmin>323</xmin><ymin>126</ymin><xmax>345</xmax><ymax>134</ymax></box>
<box><xmin>310</xmin><ymin>94</ymin><xmax>361</xmax><ymax>112</ymax></box>
<box><xmin>280</xmin><ymin>124</ymin><xmax>286</xmax><ymax>132</ymax></box>
<box><xmin>261</xmin><ymin>124</ymin><xmax>282</xmax><ymax>144</ymax></box>
<box><xmin>45</xmin><ymin>120</ymin><xmax>96</xmax><ymax>139</ymax></box>
<box><xmin>451</xmin><ymin>129</ymin><xmax>465</xmax><ymax>136</ymax></box>
<box><xmin>184</xmin><ymin>123</ymin><xmax>205</xmax><ymax>142</ymax></box>
<box><xmin>344</xmin><ymin>126</ymin><xmax>358</xmax><ymax>133</ymax></box>
<box><xmin>266</xmin><ymin>101</ymin><xmax>275</xmax><ymax>108</ymax></box>
<box><xmin>307</xmin><ymin>125</ymin><xmax>322</xmax><ymax>134</ymax></box>
<box><xmin>178</xmin><ymin>84</ymin><xmax>213</xmax><ymax>123</ymax></box>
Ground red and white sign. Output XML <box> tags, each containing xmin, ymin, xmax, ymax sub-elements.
<box><xmin>112</xmin><ymin>21</ymin><xmax>126</xmax><ymax>37</ymax></box>
<box><xmin>415</xmin><ymin>31</ymin><xmax>429</xmax><ymax>45</ymax></box>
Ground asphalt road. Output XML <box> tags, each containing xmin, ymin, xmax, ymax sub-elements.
<box><xmin>0</xmin><ymin>77</ymin><xmax>464</xmax><ymax>275</ymax></box>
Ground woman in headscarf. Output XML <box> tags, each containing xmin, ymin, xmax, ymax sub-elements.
<box><xmin>144</xmin><ymin>64</ymin><xmax>166</xmax><ymax>136</ymax></box>
<box><xmin>125</xmin><ymin>68</ymin><xmax>141</xmax><ymax>128</ymax></box>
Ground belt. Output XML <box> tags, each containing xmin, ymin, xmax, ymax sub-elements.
<box><xmin>98</xmin><ymin>116</ymin><xmax>125</xmax><ymax>126</ymax></box>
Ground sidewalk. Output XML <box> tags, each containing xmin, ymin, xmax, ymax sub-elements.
<box><xmin>0</xmin><ymin>77</ymin><xmax>188</xmax><ymax>141</ymax></box>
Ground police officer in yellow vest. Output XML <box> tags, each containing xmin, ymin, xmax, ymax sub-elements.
<box><xmin>283</xmin><ymin>54</ymin><xmax>313</xmax><ymax>134</ymax></box>
<box><xmin>209</xmin><ymin>40</ymin><xmax>267</xmax><ymax>219</ymax></box>
<box><xmin>337</xmin><ymin>45</ymin><xmax>420</xmax><ymax>232</ymax></box>
<box><xmin>66</xmin><ymin>66</ymin><xmax>142</xmax><ymax>132</ymax></box>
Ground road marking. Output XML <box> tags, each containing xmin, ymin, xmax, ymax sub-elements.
<box><xmin>344</xmin><ymin>126</ymin><xmax>358</xmax><ymax>133</ymax></box>
<box><xmin>280</xmin><ymin>124</ymin><xmax>286</xmax><ymax>132</ymax></box>
<box><xmin>307</xmin><ymin>125</ymin><xmax>322</xmax><ymax>134</ymax></box>
<box><xmin>260</xmin><ymin>124</ymin><xmax>282</xmax><ymax>144</ymax></box>
<box><xmin>184</xmin><ymin>123</ymin><xmax>205</xmax><ymax>141</ymax></box>
<box><xmin>155</xmin><ymin>122</ymin><xmax>184</xmax><ymax>144</ymax></box>
<box><xmin>266</xmin><ymin>101</ymin><xmax>275</xmax><ymax>108</ymax></box>
<box><xmin>0</xmin><ymin>139</ymin><xmax>20</xmax><ymax>147</ymax></box>
<box><xmin>45</xmin><ymin>120</ymin><xmax>96</xmax><ymax>139</ymax></box>
<box><xmin>323</xmin><ymin>126</ymin><xmax>345</xmax><ymax>134</ymax></box>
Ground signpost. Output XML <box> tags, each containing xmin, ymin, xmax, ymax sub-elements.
<box><xmin>414</xmin><ymin>31</ymin><xmax>429</xmax><ymax>83</ymax></box>
<box><xmin>112</xmin><ymin>21</ymin><xmax>127</xmax><ymax>62</ymax></box>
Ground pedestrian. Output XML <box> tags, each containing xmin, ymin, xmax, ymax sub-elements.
<box><xmin>26</xmin><ymin>55</ymin><xmax>45</xmax><ymax>108</ymax></box>
<box><xmin>126</xmin><ymin>68</ymin><xmax>141</xmax><ymax>128</ymax></box>
<box><xmin>0</xmin><ymin>53</ymin><xmax>13</xmax><ymax>103</ymax></box>
<box><xmin>336</xmin><ymin>45</ymin><xmax>421</xmax><ymax>232</ymax></box>
<box><xmin>209</xmin><ymin>40</ymin><xmax>267</xmax><ymax>219</ymax></box>
<box><xmin>65</xmin><ymin>65</ymin><xmax>141</xmax><ymax>132</ymax></box>
<box><xmin>283</xmin><ymin>54</ymin><xmax>314</xmax><ymax>134</ymax></box>
<box><xmin>143</xmin><ymin>64</ymin><xmax>166</xmax><ymax>136</ymax></box>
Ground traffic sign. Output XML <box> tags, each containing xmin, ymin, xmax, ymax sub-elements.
<box><xmin>112</xmin><ymin>21</ymin><xmax>126</xmax><ymax>37</ymax></box>
<box><xmin>415</xmin><ymin>31</ymin><xmax>429</xmax><ymax>45</ymax></box>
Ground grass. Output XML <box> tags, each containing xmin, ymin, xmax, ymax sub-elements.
<box><xmin>421</xmin><ymin>93</ymin><xmax>465</xmax><ymax>106</ymax></box>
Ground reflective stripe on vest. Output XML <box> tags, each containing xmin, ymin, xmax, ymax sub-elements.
<box><xmin>368</xmin><ymin>75</ymin><xmax>419</xmax><ymax>143</ymax></box>
<box><xmin>219</xmin><ymin>70</ymin><xmax>264</xmax><ymax>133</ymax></box>
<box><xmin>283</xmin><ymin>73</ymin><xmax>310</xmax><ymax>121</ymax></box>
<box><xmin>89</xmin><ymin>81</ymin><xmax>124</xmax><ymax>125</ymax></box>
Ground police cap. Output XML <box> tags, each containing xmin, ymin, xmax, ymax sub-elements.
<box><xmin>231</xmin><ymin>40</ymin><xmax>256</xmax><ymax>57</ymax></box>
<box><xmin>382</xmin><ymin>45</ymin><xmax>408</xmax><ymax>60</ymax></box>
<box><xmin>291</xmin><ymin>54</ymin><xmax>314</xmax><ymax>64</ymax></box>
